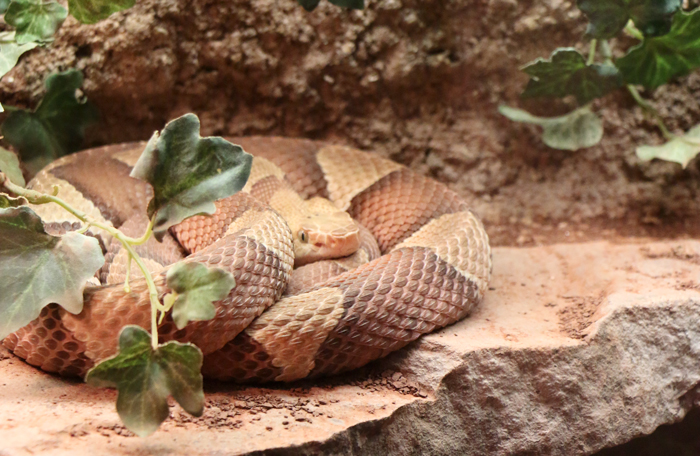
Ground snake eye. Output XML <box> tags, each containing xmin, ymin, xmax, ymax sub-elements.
<box><xmin>299</xmin><ymin>230</ymin><xmax>308</xmax><ymax>243</ymax></box>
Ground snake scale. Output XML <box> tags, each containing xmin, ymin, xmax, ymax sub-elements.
<box><xmin>3</xmin><ymin>137</ymin><xmax>492</xmax><ymax>383</ymax></box>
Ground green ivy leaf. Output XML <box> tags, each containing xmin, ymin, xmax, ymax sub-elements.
<box><xmin>329</xmin><ymin>0</ymin><xmax>364</xmax><ymax>8</ymax></box>
<box><xmin>499</xmin><ymin>105</ymin><xmax>604</xmax><ymax>151</ymax></box>
<box><xmin>1</xmin><ymin>69</ymin><xmax>98</xmax><ymax>165</ymax></box>
<box><xmin>68</xmin><ymin>0</ymin><xmax>134</xmax><ymax>24</ymax></box>
<box><xmin>617</xmin><ymin>9</ymin><xmax>700</xmax><ymax>89</ymax></box>
<box><xmin>521</xmin><ymin>48</ymin><xmax>623</xmax><ymax>105</ymax></box>
<box><xmin>0</xmin><ymin>32</ymin><xmax>38</xmax><ymax>79</ymax></box>
<box><xmin>163</xmin><ymin>263</ymin><xmax>235</xmax><ymax>330</ymax></box>
<box><xmin>5</xmin><ymin>0</ymin><xmax>68</xmax><ymax>44</ymax></box>
<box><xmin>0</xmin><ymin>206</ymin><xmax>104</xmax><ymax>339</ymax></box>
<box><xmin>636</xmin><ymin>124</ymin><xmax>700</xmax><ymax>167</ymax></box>
<box><xmin>85</xmin><ymin>326</ymin><xmax>204</xmax><ymax>437</ymax></box>
<box><xmin>296</xmin><ymin>0</ymin><xmax>363</xmax><ymax>11</ymax></box>
<box><xmin>0</xmin><ymin>147</ymin><xmax>26</xmax><ymax>187</ymax></box>
<box><xmin>297</xmin><ymin>0</ymin><xmax>320</xmax><ymax>10</ymax></box>
<box><xmin>577</xmin><ymin>0</ymin><xmax>681</xmax><ymax>39</ymax></box>
<box><xmin>0</xmin><ymin>194</ymin><xmax>27</xmax><ymax>208</ymax></box>
<box><xmin>130</xmin><ymin>114</ymin><xmax>252</xmax><ymax>240</ymax></box>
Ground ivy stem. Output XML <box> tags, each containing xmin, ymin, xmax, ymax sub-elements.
<box><xmin>600</xmin><ymin>39</ymin><xmax>613</xmax><ymax>65</ymax></box>
<box><xmin>76</xmin><ymin>223</ymin><xmax>91</xmax><ymax>235</ymax></box>
<box><xmin>0</xmin><ymin>174</ymin><xmax>164</xmax><ymax>349</ymax></box>
<box><xmin>128</xmin><ymin>218</ymin><xmax>154</xmax><ymax>245</ymax></box>
<box><xmin>124</xmin><ymin>253</ymin><xmax>132</xmax><ymax>293</ymax></box>
<box><xmin>600</xmin><ymin>37</ymin><xmax>675</xmax><ymax>142</ymax></box>
<box><xmin>626</xmin><ymin>84</ymin><xmax>675</xmax><ymax>141</ymax></box>
<box><xmin>624</xmin><ymin>21</ymin><xmax>645</xmax><ymax>41</ymax></box>
<box><xmin>158</xmin><ymin>294</ymin><xmax>176</xmax><ymax>325</ymax></box>
<box><xmin>587</xmin><ymin>39</ymin><xmax>597</xmax><ymax>65</ymax></box>
<box><xmin>151</xmin><ymin>297</ymin><xmax>159</xmax><ymax>349</ymax></box>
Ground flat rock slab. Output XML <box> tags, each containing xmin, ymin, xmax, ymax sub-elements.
<box><xmin>1</xmin><ymin>240</ymin><xmax>699</xmax><ymax>455</ymax></box>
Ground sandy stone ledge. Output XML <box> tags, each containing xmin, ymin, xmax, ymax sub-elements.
<box><xmin>1</xmin><ymin>240</ymin><xmax>699</xmax><ymax>455</ymax></box>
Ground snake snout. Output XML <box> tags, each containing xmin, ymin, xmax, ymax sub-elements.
<box><xmin>294</xmin><ymin>212</ymin><xmax>361</xmax><ymax>266</ymax></box>
<box><xmin>307</xmin><ymin>218</ymin><xmax>360</xmax><ymax>257</ymax></box>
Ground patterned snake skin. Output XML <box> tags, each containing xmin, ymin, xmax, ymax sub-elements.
<box><xmin>3</xmin><ymin>137</ymin><xmax>492</xmax><ymax>382</ymax></box>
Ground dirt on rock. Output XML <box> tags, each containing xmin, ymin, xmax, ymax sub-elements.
<box><xmin>2</xmin><ymin>239</ymin><xmax>700</xmax><ymax>455</ymax></box>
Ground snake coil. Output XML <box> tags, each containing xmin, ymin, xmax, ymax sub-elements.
<box><xmin>4</xmin><ymin>137</ymin><xmax>491</xmax><ymax>383</ymax></box>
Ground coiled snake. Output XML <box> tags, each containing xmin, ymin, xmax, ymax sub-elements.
<box><xmin>3</xmin><ymin>137</ymin><xmax>492</xmax><ymax>383</ymax></box>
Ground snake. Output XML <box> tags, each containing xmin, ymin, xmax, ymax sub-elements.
<box><xmin>3</xmin><ymin>137</ymin><xmax>492</xmax><ymax>383</ymax></box>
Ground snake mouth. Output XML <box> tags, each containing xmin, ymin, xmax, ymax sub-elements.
<box><xmin>293</xmin><ymin>214</ymin><xmax>361</xmax><ymax>267</ymax></box>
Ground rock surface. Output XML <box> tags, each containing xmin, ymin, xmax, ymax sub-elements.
<box><xmin>1</xmin><ymin>239</ymin><xmax>699</xmax><ymax>455</ymax></box>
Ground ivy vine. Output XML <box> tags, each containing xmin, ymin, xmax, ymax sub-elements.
<box><xmin>501</xmin><ymin>1</ymin><xmax>700</xmax><ymax>167</ymax></box>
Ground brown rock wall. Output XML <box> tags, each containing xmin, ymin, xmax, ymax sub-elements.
<box><xmin>4</xmin><ymin>0</ymin><xmax>700</xmax><ymax>238</ymax></box>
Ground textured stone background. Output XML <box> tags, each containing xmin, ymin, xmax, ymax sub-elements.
<box><xmin>4</xmin><ymin>0</ymin><xmax>700</xmax><ymax>244</ymax></box>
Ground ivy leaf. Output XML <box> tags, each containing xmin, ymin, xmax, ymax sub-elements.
<box><xmin>577</xmin><ymin>0</ymin><xmax>681</xmax><ymax>39</ymax></box>
<box><xmin>1</xmin><ymin>69</ymin><xmax>98</xmax><ymax>166</ymax></box>
<box><xmin>130</xmin><ymin>114</ymin><xmax>252</xmax><ymax>240</ymax></box>
<box><xmin>0</xmin><ymin>194</ymin><xmax>27</xmax><ymax>208</ymax></box>
<box><xmin>630</xmin><ymin>0</ymin><xmax>683</xmax><ymax>37</ymax></box>
<box><xmin>164</xmin><ymin>263</ymin><xmax>235</xmax><ymax>330</ymax></box>
<box><xmin>329</xmin><ymin>0</ymin><xmax>364</xmax><ymax>8</ymax></box>
<box><xmin>296</xmin><ymin>0</ymin><xmax>363</xmax><ymax>11</ymax></box>
<box><xmin>617</xmin><ymin>9</ymin><xmax>700</xmax><ymax>89</ymax></box>
<box><xmin>0</xmin><ymin>147</ymin><xmax>26</xmax><ymax>187</ymax></box>
<box><xmin>499</xmin><ymin>105</ymin><xmax>604</xmax><ymax>151</ymax></box>
<box><xmin>85</xmin><ymin>326</ymin><xmax>204</xmax><ymax>437</ymax></box>
<box><xmin>5</xmin><ymin>0</ymin><xmax>68</xmax><ymax>44</ymax></box>
<box><xmin>297</xmin><ymin>0</ymin><xmax>320</xmax><ymax>10</ymax></box>
<box><xmin>0</xmin><ymin>206</ymin><xmax>104</xmax><ymax>339</ymax></box>
<box><xmin>0</xmin><ymin>32</ymin><xmax>38</xmax><ymax>79</ymax></box>
<box><xmin>521</xmin><ymin>48</ymin><xmax>623</xmax><ymax>105</ymax></box>
<box><xmin>636</xmin><ymin>125</ymin><xmax>700</xmax><ymax>167</ymax></box>
<box><xmin>68</xmin><ymin>0</ymin><xmax>134</xmax><ymax>24</ymax></box>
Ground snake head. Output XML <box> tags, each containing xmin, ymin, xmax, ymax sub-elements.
<box><xmin>294</xmin><ymin>211</ymin><xmax>360</xmax><ymax>266</ymax></box>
